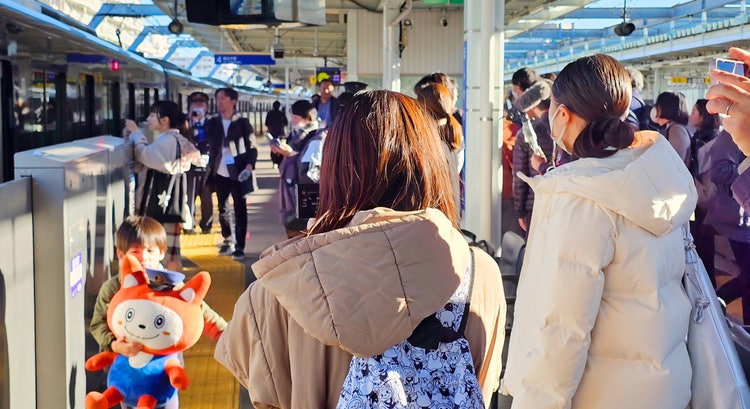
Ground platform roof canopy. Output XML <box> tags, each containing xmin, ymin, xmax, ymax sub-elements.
<box><xmin>64</xmin><ymin>0</ymin><xmax>750</xmax><ymax>90</ymax></box>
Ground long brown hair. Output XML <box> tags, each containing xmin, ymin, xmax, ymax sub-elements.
<box><xmin>415</xmin><ymin>82</ymin><xmax>463</xmax><ymax>151</ymax></box>
<box><xmin>308</xmin><ymin>90</ymin><xmax>458</xmax><ymax>234</ymax></box>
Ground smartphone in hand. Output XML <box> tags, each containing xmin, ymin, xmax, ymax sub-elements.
<box><xmin>266</xmin><ymin>133</ymin><xmax>281</xmax><ymax>146</ymax></box>
<box><xmin>712</xmin><ymin>58</ymin><xmax>748</xmax><ymax>77</ymax></box>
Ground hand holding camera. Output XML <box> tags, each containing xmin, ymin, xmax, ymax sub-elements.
<box><xmin>706</xmin><ymin>47</ymin><xmax>750</xmax><ymax>156</ymax></box>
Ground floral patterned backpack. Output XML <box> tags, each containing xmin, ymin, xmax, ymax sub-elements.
<box><xmin>337</xmin><ymin>249</ymin><xmax>484</xmax><ymax>409</ymax></box>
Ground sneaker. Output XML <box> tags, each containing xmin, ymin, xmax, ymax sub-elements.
<box><xmin>231</xmin><ymin>250</ymin><xmax>245</xmax><ymax>261</ymax></box>
<box><xmin>218</xmin><ymin>242</ymin><xmax>235</xmax><ymax>256</ymax></box>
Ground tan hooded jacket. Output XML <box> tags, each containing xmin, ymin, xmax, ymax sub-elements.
<box><xmin>502</xmin><ymin>132</ymin><xmax>698</xmax><ymax>409</ymax></box>
<box><xmin>215</xmin><ymin>208</ymin><xmax>506</xmax><ymax>408</ymax></box>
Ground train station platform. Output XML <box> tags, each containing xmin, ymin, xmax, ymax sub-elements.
<box><xmin>176</xmin><ymin>135</ymin><xmax>286</xmax><ymax>409</ymax></box>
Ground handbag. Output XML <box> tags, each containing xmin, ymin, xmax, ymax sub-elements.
<box><xmin>138</xmin><ymin>135</ymin><xmax>187</xmax><ymax>223</ymax></box>
<box><xmin>683</xmin><ymin>224</ymin><xmax>750</xmax><ymax>409</ymax></box>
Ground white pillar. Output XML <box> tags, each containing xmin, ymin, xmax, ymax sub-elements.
<box><xmin>347</xmin><ymin>11</ymin><xmax>359</xmax><ymax>82</ymax></box>
<box><xmin>463</xmin><ymin>0</ymin><xmax>503</xmax><ymax>249</ymax></box>
<box><xmin>382</xmin><ymin>0</ymin><xmax>402</xmax><ymax>92</ymax></box>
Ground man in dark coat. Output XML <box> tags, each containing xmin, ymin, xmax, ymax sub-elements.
<box><xmin>204</xmin><ymin>87</ymin><xmax>258</xmax><ymax>260</ymax></box>
<box><xmin>265</xmin><ymin>101</ymin><xmax>288</xmax><ymax>167</ymax></box>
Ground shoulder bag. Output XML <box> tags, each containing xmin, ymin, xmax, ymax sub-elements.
<box><xmin>683</xmin><ymin>224</ymin><xmax>750</xmax><ymax>409</ymax></box>
<box><xmin>138</xmin><ymin>134</ymin><xmax>187</xmax><ymax>223</ymax></box>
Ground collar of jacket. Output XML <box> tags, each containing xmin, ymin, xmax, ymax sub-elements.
<box><xmin>519</xmin><ymin>131</ymin><xmax>697</xmax><ymax>237</ymax></box>
<box><xmin>251</xmin><ymin>207</ymin><xmax>470</xmax><ymax>357</ymax></box>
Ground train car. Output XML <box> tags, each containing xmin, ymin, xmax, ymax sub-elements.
<box><xmin>0</xmin><ymin>2</ymin><xmax>267</xmax><ymax>184</ymax></box>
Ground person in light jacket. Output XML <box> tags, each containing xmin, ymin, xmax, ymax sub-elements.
<box><xmin>215</xmin><ymin>90</ymin><xmax>506</xmax><ymax>409</ymax></box>
<box><xmin>501</xmin><ymin>54</ymin><xmax>697</xmax><ymax>409</ymax></box>
<box><xmin>125</xmin><ymin>101</ymin><xmax>200</xmax><ymax>272</ymax></box>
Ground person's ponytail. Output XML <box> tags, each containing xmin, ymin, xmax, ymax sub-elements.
<box><xmin>573</xmin><ymin>117</ymin><xmax>635</xmax><ymax>159</ymax></box>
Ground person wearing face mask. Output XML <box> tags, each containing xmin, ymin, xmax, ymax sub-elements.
<box><xmin>271</xmin><ymin>100</ymin><xmax>323</xmax><ymax>226</ymax></box>
<box><xmin>501</xmin><ymin>54</ymin><xmax>696</xmax><ymax>409</ymax></box>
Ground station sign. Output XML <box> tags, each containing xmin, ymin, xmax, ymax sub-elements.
<box><xmin>214</xmin><ymin>53</ymin><xmax>276</xmax><ymax>65</ymax></box>
<box><xmin>670</xmin><ymin>76</ymin><xmax>688</xmax><ymax>84</ymax></box>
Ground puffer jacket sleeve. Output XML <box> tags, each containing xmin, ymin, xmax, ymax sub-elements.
<box><xmin>502</xmin><ymin>195</ymin><xmax>614</xmax><ymax>409</ymax></box>
<box><xmin>131</xmin><ymin>131</ymin><xmax>182</xmax><ymax>174</ymax></box>
<box><xmin>215</xmin><ymin>282</ymin><xmax>289</xmax><ymax>409</ymax></box>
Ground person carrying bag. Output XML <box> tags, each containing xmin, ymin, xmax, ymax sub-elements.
<box><xmin>126</xmin><ymin>101</ymin><xmax>199</xmax><ymax>271</ymax></box>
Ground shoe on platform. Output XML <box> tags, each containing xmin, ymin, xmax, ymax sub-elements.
<box><xmin>231</xmin><ymin>250</ymin><xmax>245</xmax><ymax>261</ymax></box>
<box><xmin>218</xmin><ymin>242</ymin><xmax>235</xmax><ymax>256</ymax></box>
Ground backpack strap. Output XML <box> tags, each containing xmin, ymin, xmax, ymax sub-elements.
<box><xmin>407</xmin><ymin>247</ymin><xmax>476</xmax><ymax>350</ymax></box>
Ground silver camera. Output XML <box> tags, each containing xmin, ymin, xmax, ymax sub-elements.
<box><xmin>440</xmin><ymin>17</ymin><xmax>448</xmax><ymax>27</ymax></box>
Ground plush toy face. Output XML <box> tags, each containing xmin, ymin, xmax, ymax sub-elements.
<box><xmin>108</xmin><ymin>255</ymin><xmax>210</xmax><ymax>355</ymax></box>
<box><xmin>110</xmin><ymin>299</ymin><xmax>186</xmax><ymax>351</ymax></box>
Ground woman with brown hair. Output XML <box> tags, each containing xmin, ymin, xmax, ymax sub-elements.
<box><xmin>216</xmin><ymin>90</ymin><xmax>505</xmax><ymax>408</ymax></box>
<box><xmin>502</xmin><ymin>54</ymin><xmax>696</xmax><ymax>408</ymax></box>
<box><xmin>414</xmin><ymin>81</ymin><xmax>463</xmax><ymax>219</ymax></box>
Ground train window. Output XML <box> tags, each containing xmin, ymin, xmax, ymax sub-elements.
<box><xmin>135</xmin><ymin>87</ymin><xmax>145</xmax><ymax>122</ymax></box>
<box><xmin>14</xmin><ymin>70</ymin><xmax>63</xmax><ymax>151</ymax></box>
<box><xmin>67</xmin><ymin>76</ymin><xmax>83</xmax><ymax>143</ymax></box>
<box><xmin>93</xmin><ymin>77</ymin><xmax>107</xmax><ymax>137</ymax></box>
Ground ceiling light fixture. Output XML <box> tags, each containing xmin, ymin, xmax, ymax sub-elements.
<box><xmin>613</xmin><ymin>0</ymin><xmax>635</xmax><ymax>37</ymax></box>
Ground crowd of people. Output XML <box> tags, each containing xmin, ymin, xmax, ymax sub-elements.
<box><xmin>89</xmin><ymin>47</ymin><xmax>750</xmax><ymax>408</ymax></box>
<box><xmin>122</xmin><ymin>88</ymin><xmax>258</xmax><ymax>263</ymax></box>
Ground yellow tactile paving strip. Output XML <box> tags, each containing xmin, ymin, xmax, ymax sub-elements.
<box><xmin>179</xmin><ymin>230</ymin><xmax>244</xmax><ymax>409</ymax></box>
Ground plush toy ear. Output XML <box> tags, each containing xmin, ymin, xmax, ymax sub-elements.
<box><xmin>179</xmin><ymin>271</ymin><xmax>211</xmax><ymax>305</ymax></box>
<box><xmin>121</xmin><ymin>254</ymin><xmax>149</xmax><ymax>289</ymax></box>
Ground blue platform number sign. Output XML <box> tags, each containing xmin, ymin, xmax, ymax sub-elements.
<box><xmin>70</xmin><ymin>253</ymin><xmax>83</xmax><ymax>298</ymax></box>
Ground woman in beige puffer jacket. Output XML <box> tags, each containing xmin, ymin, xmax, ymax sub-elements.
<box><xmin>215</xmin><ymin>90</ymin><xmax>507</xmax><ymax>409</ymax></box>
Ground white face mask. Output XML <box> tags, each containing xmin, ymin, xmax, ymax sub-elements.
<box><xmin>549</xmin><ymin>103</ymin><xmax>570</xmax><ymax>153</ymax></box>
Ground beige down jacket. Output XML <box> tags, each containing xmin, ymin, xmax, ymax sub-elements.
<box><xmin>502</xmin><ymin>132</ymin><xmax>698</xmax><ymax>409</ymax></box>
<box><xmin>215</xmin><ymin>207</ymin><xmax>506</xmax><ymax>409</ymax></box>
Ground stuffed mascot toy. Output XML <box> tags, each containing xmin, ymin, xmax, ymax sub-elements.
<box><xmin>85</xmin><ymin>255</ymin><xmax>211</xmax><ymax>409</ymax></box>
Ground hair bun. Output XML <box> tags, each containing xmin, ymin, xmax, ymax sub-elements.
<box><xmin>574</xmin><ymin>117</ymin><xmax>635</xmax><ymax>158</ymax></box>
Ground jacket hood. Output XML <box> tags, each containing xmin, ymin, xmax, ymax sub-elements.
<box><xmin>251</xmin><ymin>207</ymin><xmax>470</xmax><ymax>357</ymax></box>
<box><xmin>520</xmin><ymin>131</ymin><xmax>697</xmax><ymax>237</ymax></box>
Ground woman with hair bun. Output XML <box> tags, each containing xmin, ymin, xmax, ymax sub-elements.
<box><xmin>502</xmin><ymin>54</ymin><xmax>697</xmax><ymax>408</ymax></box>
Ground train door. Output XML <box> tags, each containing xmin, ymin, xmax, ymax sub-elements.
<box><xmin>143</xmin><ymin>87</ymin><xmax>150</xmax><ymax>120</ymax></box>
<box><xmin>108</xmin><ymin>82</ymin><xmax>121</xmax><ymax>137</ymax></box>
<box><xmin>126</xmin><ymin>83</ymin><xmax>135</xmax><ymax>121</ymax></box>
<box><xmin>84</xmin><ymin>75</ymin><xmax>95</xmax><ymax>139</ymax></box>
<box><xmin>0</xmin><ymin>60</ymin><xmax>11</xmax><ymax>182</ymax></box>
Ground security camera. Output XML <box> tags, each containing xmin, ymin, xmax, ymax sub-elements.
<box><xmin>440</xmin><ymin>18</ymin><xmax>448</xmax><ymax>27</ymax></box>
<box><xmin>613</xmin><ymin>21</ymin><xmax>635</xmax><ymax>37</ymax></box>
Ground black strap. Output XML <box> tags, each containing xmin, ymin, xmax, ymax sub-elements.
<box><xmin>407</xmin><ymin>248</ymin><xmax>476</xmax><ymax>350</ymax></box>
